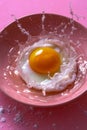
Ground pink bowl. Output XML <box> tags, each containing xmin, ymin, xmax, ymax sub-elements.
<box><xmin>0</xmin><ymin>14</ymin><xmax>87</xmax><ymax>106</ymax></box>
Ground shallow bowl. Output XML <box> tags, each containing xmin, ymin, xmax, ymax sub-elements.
<box><xmin>0</xmin><ymin>14</ymin><xmax>87</xmax><ymax>106</ymax></box>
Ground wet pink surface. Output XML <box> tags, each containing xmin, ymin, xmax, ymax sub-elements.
<box><xmin>0</xmin><ymin>0</ymin><xmax>87</xmax><ymax>130</ymax></box>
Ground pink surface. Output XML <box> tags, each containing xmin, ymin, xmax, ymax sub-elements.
<box><xmin>0</xmin><ymin>0</ymin><xmax>87</xmax><ymax>130</ymax></box>
<box><xmin>0</xmin><ymin>0</ymin><xmax>87</xmax><ymax>31</ymax></box>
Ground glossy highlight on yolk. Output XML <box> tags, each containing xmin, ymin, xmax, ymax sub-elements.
<box><xmin>29</xmin><ymin>47</ymin><xmax>61</xmax><ymax>74</ymax></box>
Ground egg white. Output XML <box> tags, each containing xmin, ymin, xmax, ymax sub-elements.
<box><xmin>16</xmin><ymin>38</ymin><xmax>77</xmax><ymax>95</ymax></box>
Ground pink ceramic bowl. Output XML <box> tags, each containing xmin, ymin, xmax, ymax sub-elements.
<box><xmin>0</xmin><ymin>14</ymin><xmax>87</xmax><ymax>106</ymax></box>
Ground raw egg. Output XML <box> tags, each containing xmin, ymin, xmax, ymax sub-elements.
<box><xmin>16</xmin><ymin>38</ymin><xmax>77</xmax><ymax>95</ymax></box>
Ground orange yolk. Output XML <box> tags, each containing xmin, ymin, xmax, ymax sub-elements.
<box><xmin>29</xmin><ymin>47</ymin><xmax>61</xmax><ymax>74</ymax></box>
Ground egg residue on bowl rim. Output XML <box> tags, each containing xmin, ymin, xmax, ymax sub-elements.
<box><xmin>15</xmin><ymin>37</ymin><xmax>78</xmax><ymax>95</ymax></box>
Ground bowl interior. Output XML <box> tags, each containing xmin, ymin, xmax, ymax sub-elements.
<box><xmin>0</xmin><ymin>14</ymin><xmax>87</xmax><ymax>106</ymax></box>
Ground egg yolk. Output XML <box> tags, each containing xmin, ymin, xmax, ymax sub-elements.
<box><xmin>29</xmin><ymin>47</ymin><xmax>61</xmax><ymax>74</ymax></box>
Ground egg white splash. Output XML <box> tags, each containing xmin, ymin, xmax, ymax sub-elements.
<box><xmin>16</xmin><ymin>38</ymin><xmax>77</xmax><ymax>95</ymax></box>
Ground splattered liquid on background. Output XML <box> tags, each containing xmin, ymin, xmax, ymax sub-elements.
<box><xmin>3</xmin><ymin>11</ymin><xmax>87</xmax><ymax>96</ymax></box>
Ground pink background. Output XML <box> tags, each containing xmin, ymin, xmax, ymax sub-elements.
<box><xmin>0</xmin><ymin>0</ymin><xmax>87</xmax><ymax>130</ymax></box>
